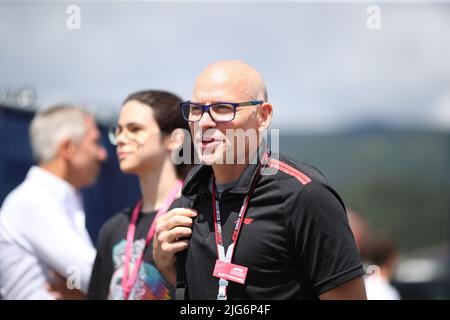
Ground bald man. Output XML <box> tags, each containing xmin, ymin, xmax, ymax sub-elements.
<box><xmin>153</xmin><ymin>60</ymin><xmax>367</xmax><ymax>300</ymax></box>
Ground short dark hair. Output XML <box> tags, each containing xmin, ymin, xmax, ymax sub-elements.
<box><xmin>361</xmin><ymin>237</ymin><xmax>398</xmax><ymax>267</ymax></box>
<box><xmin>123</xmin><ymin>90</ymin><xmax>192</xmax><ymax>179</ymax></box>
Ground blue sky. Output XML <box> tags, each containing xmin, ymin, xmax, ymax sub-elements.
<box><xmin>1</xmin><ymin>1</ymin><xmax>449</xmax><ymax>132</ymax></box>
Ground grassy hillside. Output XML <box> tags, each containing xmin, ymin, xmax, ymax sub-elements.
<box><xmin>279</xmin><ymin>130</ymin><xmax>450</xmax><ymax>253</ymax></box>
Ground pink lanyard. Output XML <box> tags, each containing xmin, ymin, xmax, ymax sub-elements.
<box><xmin>121</xmin><ymin>179</ymin><xmax>184</xmax><ymax>300</ymax></box>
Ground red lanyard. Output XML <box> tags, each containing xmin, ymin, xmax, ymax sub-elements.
<box><xmin>211</xmin><ymin>166</ymin><xmax>260</xmax><ymax>299</ymax></box>
<box><xmin>211</xmin><ymin>176</ymin><xmax>257</xmax><ymax>260</ymax></box>
<box><xmin>121</xmin><ymin>180</ymin><xmax>183</xmax><ymax>300</ymax></box>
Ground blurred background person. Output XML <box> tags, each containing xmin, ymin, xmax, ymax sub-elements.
<box><xmin>87</xmin><ymin>90</ymin><xmax>191</xmax><ymax>300</ymax></box>
<box><xmin>0</xmin><ymin>105</ymin><xmax>107</xmax><ymax>299</ymax></box>
<box><xmin>347</xmin><ymin>208</ymin><xmax>400</xmax><ymax>299</ymax></box>
<box><xmin>362</xmin><ymin>236</ymin><xmax>401</xmax><ymax>300</ymax></box>
<box><xmin>347</xmin><ymin>208</ymin><xmax>370</xmax><ymax>253</ymax></box>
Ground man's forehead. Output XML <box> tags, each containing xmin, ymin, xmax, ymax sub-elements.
<box><xmin>193</xmin><ymin>75</ymin><xmax>262</xmax><ymax>104</ymax></box>
<box><xmin>192</xmin><ymin>93</ymin><xmax>234</xmax><ymax>104</ymax></box>
<box><xmin>192</xmin><ymin>87</ymin><xmax>253</xmax><ymax>104</ymax></box>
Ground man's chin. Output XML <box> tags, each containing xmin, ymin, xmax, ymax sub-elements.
<box><xmin>198</xmin><ymin>151</ymin><xmax>227</xmax><ymax>166</ymax></box>
<box><xmin>199</xmin><ymin>154</ymin><xmax>217</xmax><ymax>166</ymax></box>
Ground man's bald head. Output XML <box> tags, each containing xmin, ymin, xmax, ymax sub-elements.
<box><xmin>192</xmin><ymin>60</ymin><xmax>268</xmax><ymax>103</ymax></box>
<box><xmin>188</xmin><ymin>60</ymin><xmax>273</xmax><ymax>167</ymax></box>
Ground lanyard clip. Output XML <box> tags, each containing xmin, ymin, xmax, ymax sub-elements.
<box><xmin>217</xmin><ymin>278</ymin><xmax>228</xmax><ymax>300</ymax></box>
<box><xmin>217</xmin><ymin>294</ymin><xmax>227</xmax><ymax>300</ymax></box>
<box><xmin>219</xmin><ymin>278</ymin><xmax>229</xmax><ymax>287</ymax></box>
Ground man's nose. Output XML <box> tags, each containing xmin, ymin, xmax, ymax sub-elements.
<box><xmin>198</xmin><ymin>109</ymin><xmax>216</xmax><ymax>129</ymax></box>
<box><xmin>98</xmin><ymin>146</ymin><xmax>108</xmax><ymax>161</ymax></box>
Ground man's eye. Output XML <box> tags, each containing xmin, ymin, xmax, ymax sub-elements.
<box><xmin>214</xmin><ymin>104</ymin><xmax>234</xmax><ymax>113</ymax></box>
<box><xmin>190</xmin><ymin>106</ymin><xmax>203</xmax><ymax>114</ymax></box>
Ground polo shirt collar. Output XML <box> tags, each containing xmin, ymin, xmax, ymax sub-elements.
<box><xmin>182</xmin><ymin>144</ymin><xmax>269</xmax><ymax>199</ymax></box>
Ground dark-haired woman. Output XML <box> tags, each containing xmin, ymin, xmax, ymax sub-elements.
<box><xmin>87</xmin><ymin>90</ymin><xmax>191</xmax><ymax>300</ymax></box>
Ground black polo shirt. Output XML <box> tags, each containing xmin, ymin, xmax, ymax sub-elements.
<box><xmin>178</xmin><ymin>152</ymin><xmax>364</xmax><ymax>300</ymax></box>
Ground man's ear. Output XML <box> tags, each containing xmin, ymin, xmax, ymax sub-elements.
<box><xmin>164</xmin><ymin>128</ymin><xmax>186</xmax><ymax>152</ymax></box>
<box><xmin>257</xmin><ymin>102</ymin><xmax>273</xmax><ymax>132</ymax></box>
<box><xmin>59</xmin><ymin>139</ymin><xmax>77</xmax><ymax>161</ymax></box>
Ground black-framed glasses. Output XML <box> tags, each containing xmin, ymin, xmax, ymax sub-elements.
<box><xmin>180</xmin><ymin>100</ymin><xmax>264</xmax><ymax>123</ymax></box>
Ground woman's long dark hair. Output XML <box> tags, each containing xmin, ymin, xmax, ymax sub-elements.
<box><xmin>123</xmin><ymin>90</ymin><xmax>193</xmax><ymax>179</ymax></box>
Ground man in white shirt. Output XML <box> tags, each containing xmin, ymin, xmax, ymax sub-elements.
<box><xmin>0</xmin><ymin>105</ymin><xmax>107</xmax><ymax>299</ymax></box>
<box><xmin>362</xmin><ymin>237</ymin><xmax>401</xmax><ymax>300</ymax></box>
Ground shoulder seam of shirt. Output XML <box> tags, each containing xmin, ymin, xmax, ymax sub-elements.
<box><xmin>268</xmin><ymin>158</ymin><xmax>312</xmax><ymax>186</ymax></box>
